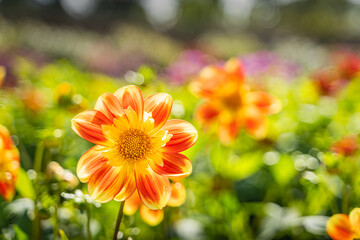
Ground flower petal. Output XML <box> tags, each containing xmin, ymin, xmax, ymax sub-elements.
<box><xmin>0</xmin><ymin>124</ymin><xmax>14</xmax><ymax>149</ymax></box>
<box><xmin>123</xmin><ymin>191</ymin><xmax>141</xmax><ymax>216</ymax></box>
<box><xmin>0</xmin><ymin>181</ymin><xmax>15</xmax><ymax>202</ymax></box>
<box><xmin>0</xmin><ymin>66</ymin><xmax>5</xmax><ymax>88</ymax></box>
<box><xmin>124</xmin><ymin>104</ymin><xmax>142</xmax><ymax>129</ymax></box>
<box><xmin>77</xmin><ymin>145</ymin><xmax>108</xmax><ymax>183</ymax></box>
<box><xmin>162</xmin><ymin>120</ymin><xmax>198</xmax><ymax>153</ymax></box>
<box><xmin>167</xmin><ymin>182</ymin><xmax>186</xmax><ymax>207</ymax></box>
<box><xmin>149</xmin><ymin>153</ymin><xmax>192</xmax><ymax>180</ymax></box>
<box><xmin>331</xmin><ymin>136</ymin><xmax>359</xmax><ymax>156</ymax></box>
<box><xmin>71</xmin><ymin>110</ymin><xmax>112</xmax><ymax>145</ymax></box>
<box><xmin>195</xmin><ymin>103</ymin><xmax>219</xmax><ymax>126</ymax></box>
<box><xmin>224</xmin><ymin>58</ymin><xmax>245</xmax><ymax>84</ymax></box>
<box><xmin>88</xmin><ymin>165</ymin><xmax>133</xmax><ymax>203</ymax></box>
<box><xmin>144</xmin><ymin>93</ymin><xmax>172</xmax><ymax>130</ymax></box>
<box><xmin>326</xmin><ymin>214</ymin><xmax>354</xmax><ymax>240</ymax></box>
<box><xmin>114</xmin><ymin>85</ymin><xmax>144</xmax><ymax>122</ymax></box>
<box><xmin>244</xmin><ymin>91</ymin><xmax>282</xmax><ymax>115</ymax></box>
<box><xmin>350</xmin><ymin>208</ymin><xmax>360</xmax><ymax>236</ymax></box>
<box><xmin>95</xmin><ymin>92</ymin><xmax>125</xmax><ymax>120</ymax></box>
<box><xmin>190</xmin><ymin>66</ymin><xmax>227</xmax><ymax>99</ymax></box>
<box><xmin>139</xmin><ymin>205</ymin><xmax>164</xmax><ymax>226</ymax></box>
<box><xmin>217</xmin><ymin>119</ymin><xmax>241</xmax><ymax>145</ymax></box>
<box><xmin>242</xmin><ymin>107</ymin><xmax>267</xmax><ymax>139</ymax></box>
<box><xmin>114</xmin><ymin>174</ymin><xmax>136</xmax><ymax>202</ymax></box>
<box><xmin>135</xmin><ymin>162</ymin><xmax>171</xmax><ymax>210</ymax></box>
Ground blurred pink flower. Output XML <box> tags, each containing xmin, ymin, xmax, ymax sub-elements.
<box><xmin>82</xmin><ymin>41</ymin><xmax>151</xmax><ymax>77</ymax></box>
<box><xmin>239</xmin><ymin>51</ymin><xmax>300</xmax><ymax>81</ymax></box>
<box><xmin>0</xmin><ymin>49</ymin><xmax>50</xmax><ymax>88</ymax></box>
<box><xmin>164</xmin><ymin>50</ymin><xmax>216</xmax><ymax>85</ymax></box>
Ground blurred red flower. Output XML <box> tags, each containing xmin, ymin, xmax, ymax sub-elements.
<box><xmin>334</xmin><ymin>52</ymin><xmax>360</xmax><ymax>80</ymax></box>
<box><xmin>331</xmin><ymin>136</ymin><xmax>358</xmax><ymax>157</ymax></box>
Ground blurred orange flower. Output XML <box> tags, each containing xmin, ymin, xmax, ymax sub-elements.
<box><xmin>331</xmin><ymin>136</ymin><xmax>358</xmax><ymax>157</ymax></box>
<box><xmin>327</xmin><ymin>208</ymin><xmax>360</xmax><ymax>240</ymax></box>
<box><xmin>190</xmin><ymin>58</ymin><xmax>281</xmax><ymax>144</ymax></box>
<box><xmin>124</xmin><ymin>182</ymin><xmax>186</xmax><ymax>226</ymax></box>
<box><xmin>0</xmin><ymin>124</ymin><xmax>20</xmax><ymax>201</ymax></box>
<box><xmin>72</xmin><ymin>85</ymin><xmax>197</xmax><ymax>209</ymax></box>
<box><xmin>0</xmin><ymin>66</ymin><xmax>5</xmax><ymax>88</ymax></box>
<box><xmin>20</xmin><ymin>88</ymin><xmax>46</xmax><ymax>112</ymax></box>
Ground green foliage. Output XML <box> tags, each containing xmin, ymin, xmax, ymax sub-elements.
<box><xmin>59</xmin><ymin>230</ymin><xmax>69</xmax><ymax>240</ymax></box>
<box><xmin>1</xmin><ymin>31</ymin><xmax>360</xmax><ymax>240</ymax></box>
<box><xmin>13</xmin><ymin>225</ymin><xmax>29</xmax><ymax>240</ymax></box>
<box><xmin>15</xmin><ymin>168</ymin><xmax>35</xmax><ymax>200</ymax></box>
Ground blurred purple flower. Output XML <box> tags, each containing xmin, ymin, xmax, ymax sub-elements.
<box><xmin>81</xmin><ymin>42</ymin><xmax>152</xmax><ymax>77</ymax></box>
<box><xmin>0</xmin><ymin>53</ymin><xmax>17</xmax><ymax>88</ymax></box>
<box><xmin>0</xmin><ymin>49</ymin><xmax>50</xmax><ymax>88</ymax></box>
<box><xmin>164</xmin><ymin>50</ymin><xmax>216</xmax><ymax>85</ymax></box>
<box><xmin>239</xmin><ymin>51</ymin><xmax>300</xmax><ymax>81</ymax></box>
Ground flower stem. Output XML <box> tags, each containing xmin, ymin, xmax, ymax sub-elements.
<box><xmin>53</xmin><ymin>203</ymin><xmax>59</xmax><ymax>240</ymax></box>
<box><xmin>162</xmin><ymin>207</ymin><xmax>168</xmax><ymax>240</ymax></box>
<box><xmin>112</xmin><ymin>201</ymin><xmax>125</xmax><ymax>240</ymax></box>
<box><xmin>86</xmin><ymin>203</ymin><xmax>92</xmax><ymax>240</ymax></box>
<box><xmin>33</xmin><ymin>141</ymin><xmax>44</xmax><ymax>240</ymax></box>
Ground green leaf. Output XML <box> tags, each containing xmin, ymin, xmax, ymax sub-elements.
<box><xmin>270</xmin><ymin>154</ymin><xmax>297</xmax><ymax>185</ymax></box>
<box><xmin>13</xmin><ymin>224</ymin><xmax>29</xmax><ymax>240</ymax></box>
<box><xmin>322</xmin><ymin>152</ymin><xmax>339</xmax><ymax>168</ymax></box>
<box><xmin>16</xmin><ymin>168</ymin><xmax>35</xmax><ymax>200</ymax></box>
<box><xmin>59</xmin><ymin>229</ymin><xmax>69</xmax><ymax>240</ymax></box>
<box><xmin>210</xmin><ymin>144</ymin><xmax>263</xmax><ymax>180</ymax></box>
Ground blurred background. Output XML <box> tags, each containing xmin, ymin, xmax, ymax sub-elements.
<box><xmin>2</xmin><ymin>0</ymin><xmax>360</xmax><ymax>240</ymax></box>
<box><xmin>1</xmin><ymin>0</ymin><xmax>360</xmax><ymax>74</ymax></box>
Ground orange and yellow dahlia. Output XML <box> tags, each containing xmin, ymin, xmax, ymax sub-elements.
<box><xmin>327</xmin><ymin>208</ymin><xmax>360</xmax><ymax>240</ymax></box>
<box><xmin>190</xmin><ymin>58</ymin><xmax>281</xmax><ymax>144</ymax></box>
<box><xmin>71</xmin><ymin>85</ymin><xmax>197</xmax><ymax>209</ymax></box>
<box><xmin>0</xmin><ymin>124</ymin><xmax>20</xmax><ymax>201</ymax></box>
<box><xmin>124</xmin><ymin>182</ymin><xmax>186</xmax><ymax>226</ymax></box>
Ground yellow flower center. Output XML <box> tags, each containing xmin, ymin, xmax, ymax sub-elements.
<box><xmin>216</xmin><ymin>82</ymin><xmax>244</xmax><ymax>111</ymax></box>
<box><xmin>116</xmin><ymin>129</ymin><xmax>152</xmax><ymax>160</ymax></box>
<box><xmin>222</xmin><ymin>92</ymin><xmax>242</xmax><ymax>110</ymax></box>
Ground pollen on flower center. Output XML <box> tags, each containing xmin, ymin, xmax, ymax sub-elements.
<box><xmin>116</xmin><ymin>129</ymin><xmax>152</xmax><ymax>160</ymax></box>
